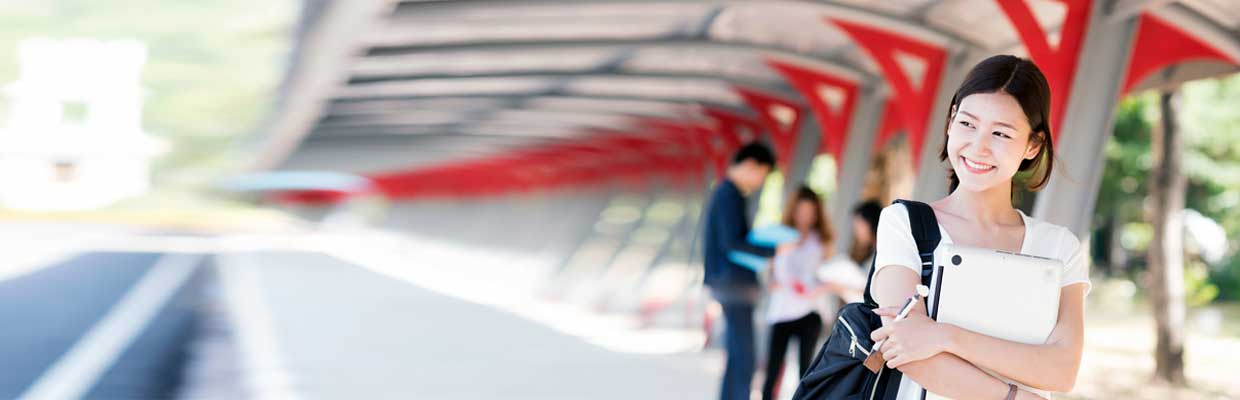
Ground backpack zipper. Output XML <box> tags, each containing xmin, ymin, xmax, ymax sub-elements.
<box><xmin>839</xmin><ymin>315</ymin><xmax>882</xmax><ymax>400</ymax></box>
<box><xmin>836</xmin><ymin>316</ymin><xmax>871</xmax><ymax>358</ymax></box>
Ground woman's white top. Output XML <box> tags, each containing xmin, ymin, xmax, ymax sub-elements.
<box><xmin>873</xmin><ymin>203</ymin><xmax>1091</xmax><ymax>400</ymax></box>
<box><xmin>767</xmin><ymin>232</ymin><xmax>824</xmax><ymax>324</ymax></box>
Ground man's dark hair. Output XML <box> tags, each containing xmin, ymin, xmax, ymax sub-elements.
<box><xmin>731</xmin><ymin>142</ymin><xmax>776</xmax><ymax>168</ymax></box>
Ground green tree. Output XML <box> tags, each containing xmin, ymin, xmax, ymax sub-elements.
<box><xmin>1094</xmin><ymin>73</ymin><xmax>1240</xmax><ymax>302</ymax></box>
<box><xmin>1179</xmin><ymin>74</ymin><xmax>1240</xmax><ymax>301</ymax></box>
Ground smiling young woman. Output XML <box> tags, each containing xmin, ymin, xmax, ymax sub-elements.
<box><xmin>868</xmin><ymin>55</ymin><xmax>1089</xmax><ymax>400</ymax></box>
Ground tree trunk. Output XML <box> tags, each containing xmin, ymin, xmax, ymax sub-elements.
<box><xmin>1148</xmin><ymin>90</ymin><xmax>1187</xmax><ymax>385</ymax></box>
<box><xmin>1107</xmin><ymin>215</ymin><xmax>1127</xmax><ymax>275</ymax></box>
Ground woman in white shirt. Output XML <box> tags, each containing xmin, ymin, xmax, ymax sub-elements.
<box><xmin>868</xmin><ymin>55</ymin><xmax>1090</xmax><ymax>400</ymax></box>
<box><xmin>762</xmin><ymin>185</ymin><xmax>837</xmax><ymax>400</ymax></box>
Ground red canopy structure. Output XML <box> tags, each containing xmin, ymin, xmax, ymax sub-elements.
<box><xmin>251</xmin><ymin>0</ymin><xmax>1240</xmax><ymax>238</ymax></box>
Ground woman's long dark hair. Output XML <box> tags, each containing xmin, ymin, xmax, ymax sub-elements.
<box><xmin>781</xmin><ymin>185</ymin><xmax>833</xmax><ymax>248</ymax></box>
<box><xmin>939</xmin><ymin>55</ymin><xmax>1055</xmax><ymax>196</ymax></box>
<box><xmin>849</xmin><ymin>200</ymin><xmax>882</xmax><ymax>264</ymax></box>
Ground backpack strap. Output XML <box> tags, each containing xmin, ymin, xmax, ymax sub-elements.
<box><xmin>862</xmin><ymin>199</ymin><xmax>941</xmax><ymax>307</ymax></box>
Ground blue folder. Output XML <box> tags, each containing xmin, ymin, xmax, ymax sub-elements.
<box><xmin>748</xmin><ymin>224</ymin><xmax>800</xmax><ymax>247</ymax></box>
<box><xmin>728</xmin><ymin>251</ymin><xmax>771</xmax><ymax>273</ymax></box>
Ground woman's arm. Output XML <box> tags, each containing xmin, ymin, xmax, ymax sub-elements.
<box><xmin>870</xmin><ymin>266</ymin><xmax>1044</xmax><ymax>399</ymax></box>
<box><xmin>938</xmin><ymin>284</ymin><xmax>1087</xmax><ymax>392</ymax></box>
<box><xmin>823</xmin><ymin>241</ymin><xmax>836</xmax><ymax>260</ymax></box>
<box><xmin>872</xmin><ymin>263</ymin><xmax>1088</xmax><ymax>393</ymax></box>
<box><xmin>899</xmin><ymin>354</ymin><xmax>1047</xmax><ymax>400</ymax></box>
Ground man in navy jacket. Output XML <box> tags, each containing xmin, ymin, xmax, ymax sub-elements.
<box><xmin>703</xmin><ymin>142</ymin><xmax>777</xmax><ymax>400</ymax></box>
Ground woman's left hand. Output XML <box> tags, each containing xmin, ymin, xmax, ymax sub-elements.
<box><xmin>870</xmin><ymin>307</ymin><xmax>953</xmax><ymax>369</ymax></box>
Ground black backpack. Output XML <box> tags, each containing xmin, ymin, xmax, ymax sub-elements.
<box><xmin>791</xmin><ymin>199</ymin><xmax>940</xmax><ymax>400</ymax></box>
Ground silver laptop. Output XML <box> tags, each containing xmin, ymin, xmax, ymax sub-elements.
<box><xmin>925</xmin><ymin>243</ymin><xmax>1063</xmax><ymax>399</ymax></box>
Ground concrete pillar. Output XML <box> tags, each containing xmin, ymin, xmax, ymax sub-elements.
<box><xmin>912</xmin><ymin>50</ymin><xmax>987</xmax><ymax>202</ymax></box>
<box><xmin>828</xmin><ymin>88</ymin><xmax>885</xmax><ymax>255</ymax></box>
<box><xmin>1033</xmin><ymin>4</ymin><xmax>1140</xmax><ymax>237</ymax></box>
<box><xmin>783</xmin><ymin>115</ymin><xmax>823</xmax><ymax>200</ymax></box>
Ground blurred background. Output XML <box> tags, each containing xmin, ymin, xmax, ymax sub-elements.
<box><xmin>0</xmin><ymin>1</ymin><xmax>1238</xmax><ymax>399</ymax></box>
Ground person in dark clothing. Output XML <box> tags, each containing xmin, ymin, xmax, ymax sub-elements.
<box><xmin>849</xmin><ymin>200</ymin><xmax>883</xmax><ymax>266</ymax></box>
<box><xmin>703</xmin><ymin>142</ymin><xmax>777</xmax><ymax>400</ymax></box>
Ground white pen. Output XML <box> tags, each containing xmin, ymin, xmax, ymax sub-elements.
<box><xmin>870</xmin><ymin>284</ymin><xmax>931</xmax><ymax>354</ymax></box>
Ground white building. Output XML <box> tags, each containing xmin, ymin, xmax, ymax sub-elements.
<box><xmin>0</xmin><ymin>38</ymin><xmax>164</xmax><ymax>210</ymax></box>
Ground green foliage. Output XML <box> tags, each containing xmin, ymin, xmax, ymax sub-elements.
<box><xmin>1186</xmin><ymin>259</ymin><xmax>1220</xmax><ymax>306</ymax></box>
<box><xmin>1180</xmin><ymin>75</ymin><xmax>1240</xmax><ymax>301</ymax></box>
<box><xmin>1095</xmin><ymin>95</ymin><xmax>1154</xmax><ymax>229</ymax></box>
<box><xmin>1094</xmin><ymin>74</ymin><xmax>1240</xmax><ymax>303</ymax></box>
<box><xmin>1210</xmin><ymin>256</ymin><xmax>1240</xmax><ymax>302</ymax></box>
<box><xmin>804</xmin><ymin>154</ymin><xmax>838</xmax><ymax>200</ymax></box>
<box><xmin>754</xmin><ymin>170</ymin><xmax>785</xmax><ymax>228</ymax></box>
<box><xmin>1179</xmin><ymin>75</ymin><xmax>1240</xmax><ymax>242</ymax></box>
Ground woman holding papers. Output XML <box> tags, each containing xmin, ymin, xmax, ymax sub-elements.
<box><xmin>867</xmin><ymin>55</ymin><xmax>1091</xmax><ymax>400</ymax></box>
<box><xmin>762</xmin><ymin>185</ymin><xmax>838</xmax><ymax>400</ymax></box>
<box><xmin>811</xmin><ymin>200</ymin><xmax>883</xmax><ymax>305</ymax></box>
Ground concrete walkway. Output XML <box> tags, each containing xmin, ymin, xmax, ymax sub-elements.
<box><xmin>196</xmin><ymin>250</ymin><xmax>715</xmax><ymax>399</ymax></box>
